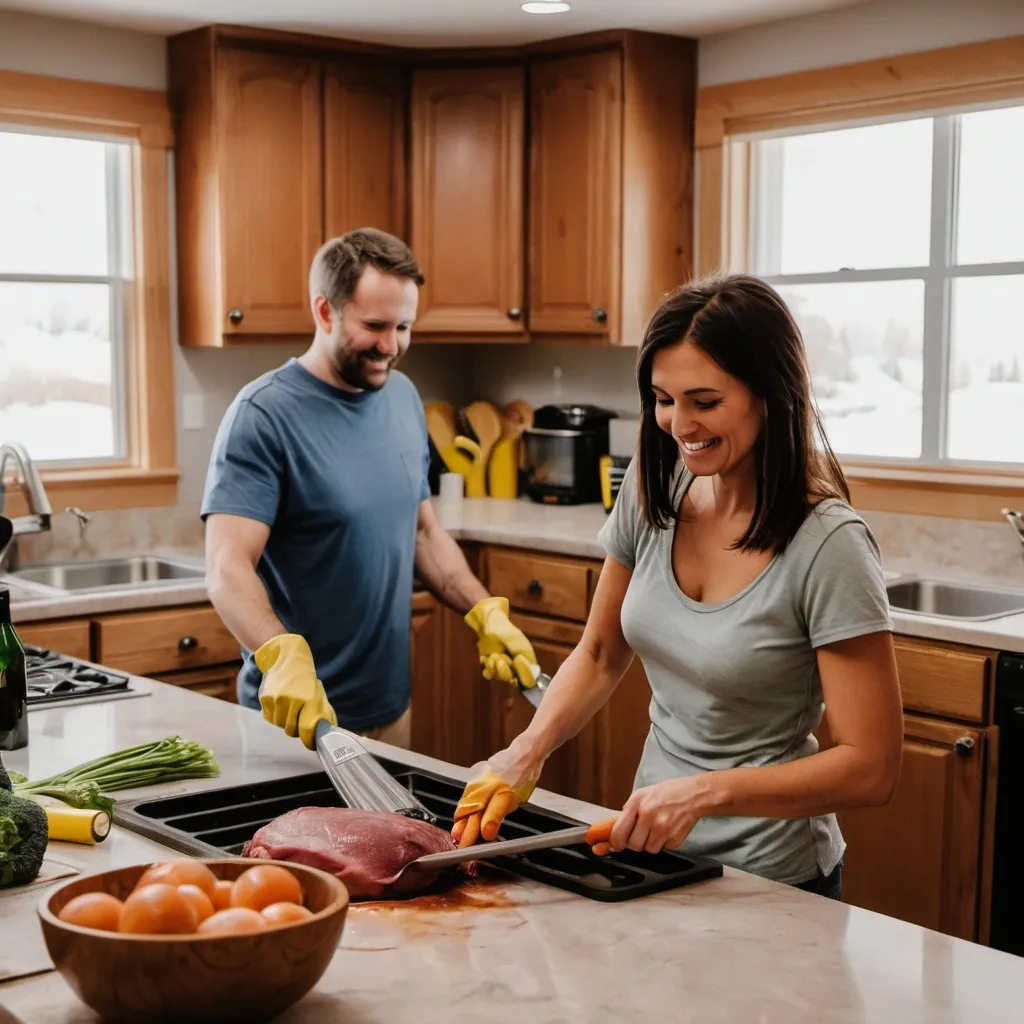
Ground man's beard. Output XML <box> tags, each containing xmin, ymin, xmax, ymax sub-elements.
<box><xmin>333</xmin><ymin>346</ymin><xmax>400</xmax><ymax>392</ymax></box>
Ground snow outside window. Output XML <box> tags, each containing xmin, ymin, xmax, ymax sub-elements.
<box><xmin>0</xmin><ymin>127</ymin><xmax>133</xmax><ymax>465</ymax></box>
<box><xmin>750</xmin><ymin>105</ymin><xmax>1024</xmax><ymax>468</ymax></box>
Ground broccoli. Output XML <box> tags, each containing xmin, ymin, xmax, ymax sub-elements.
<box><xmin>0</xmin><ymin>790</ymin><xmax>47</xmax><ymax>887</ymax></box>
<box><xmin>0</xmin><ymin>751</ymin><xmax>11</xmax><ymax>791</ymax></box>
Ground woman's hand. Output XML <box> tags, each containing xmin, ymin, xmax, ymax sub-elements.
<box><xmin>608</xmin><ymin>776</ymin><xmax>713</xmax><ymax>855</ymax></box>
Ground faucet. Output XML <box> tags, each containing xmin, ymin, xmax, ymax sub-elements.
<box><xmin>1003</xmin><ymin>508</ymin><xmax>1024</xmax><ymax>564</ymax></box>
<box><xmin>0</xmin><ymin>441</ymin><xmax>52</xmax><ymax>541</ymax></box>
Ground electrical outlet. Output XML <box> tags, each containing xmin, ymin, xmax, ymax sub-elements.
<box><xmin>182</xmin><ymin>393</ymin><xmax>205</xmax><ymax>431</ymax></box>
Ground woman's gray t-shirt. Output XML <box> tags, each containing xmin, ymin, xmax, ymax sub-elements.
<box><xmin>597</xmin><ymin>461</ymin><xmax>892</xmax><ymax>885</ymax></box>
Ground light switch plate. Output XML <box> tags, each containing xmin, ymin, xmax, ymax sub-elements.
<box><xmin>182</xmin><ymin>393</ymin><xmax>204</xmax><ymax>431</ymax></box>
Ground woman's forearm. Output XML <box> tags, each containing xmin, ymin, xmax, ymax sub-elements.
<box><xmin>512</xmin><ymin>640</ymin><xmax>634</xmax><ymax>762</ymax></box>
<box><xmin>700</xmin><ymin>741</ymin><xmax>900</xmax><ymax>821</ymax></box>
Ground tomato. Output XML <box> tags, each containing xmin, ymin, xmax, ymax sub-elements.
<box><xmin>136</xmin><ymin>859</ymin><xmax>217</xmax><ymax>897</ymax></box>
<box><xmin>197</xmin><ymin>907</ymin><xmax>269</xmax><ymax>936</ymax></box>
<box><xmin>178</xmin><ymin>883</ymin><xmax>215</xmax><ymax>924</ymax></box>
<box><xmin>120</xmin><ymin>884</ymin><xmax>199</xmax><ymax>934</ymax></box>
<box><xmin>58</xmin><ymin>892</ymin><xmax>124</xmax><ymax>932</ymax></box>
<box><xmin>261</xmin><ymin>902</ymin><xmax>313</xmax><ymax>926</ymax></box>
<box><xmin>211</xmin><ymin>878</ymin><xmax>234</xmax><ymax>911</ymax></box>
<box><xmin>230</xmin><ymin>865</ymin><xmax>303</xmax><ymax>912</ymax></box>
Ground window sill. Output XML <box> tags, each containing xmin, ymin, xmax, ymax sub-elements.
<box><xmin>843</xmin><ymin>463</ymin><xmax>1023</xmax><ymax>520</ymax></box>
<box><xmin>3</xmin><ymin>467</ymin><xmax>180</xmax><ymax>519</ymax></box>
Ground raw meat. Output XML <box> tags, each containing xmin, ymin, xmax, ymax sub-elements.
<box><xmin>242</xmin><ymin>807</ymin><xmax>472</xmax><ymax>901</ymax></box>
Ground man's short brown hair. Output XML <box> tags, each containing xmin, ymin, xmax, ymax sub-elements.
<box><xmin>309</xmin><ymin>228</ymin><xmax>425</xmax><ymax>309</ymax></box>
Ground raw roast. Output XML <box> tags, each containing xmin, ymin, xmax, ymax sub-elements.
<box><xmin>242</xmin><ymin>807</ymin><xmax>473</xmax><ymax>900</ymax></box>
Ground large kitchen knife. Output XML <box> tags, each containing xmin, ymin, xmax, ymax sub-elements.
<box><xmin>406</xmin><ymin>824</ymin><xmax>592</xmax><ymax>873</ymax></box>
<box><xmin>314</xmin><ymin>719</ymin><xmax>438</xmax><ymax>824</ymax></box>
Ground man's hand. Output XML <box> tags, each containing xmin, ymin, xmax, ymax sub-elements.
<box><xmin>464</xmin><ymin>597</ymin><xmax>539</xmax><ymax>689</ymax></box>
<box><xmin>451</xmin><ymin>746</ymin><xmax>546</xmax><ymax>847</ymax></box>
<box><xmin>254</xmin><ymin>634</ymin><xmax>337</xmax><ymax>750</ymax></box>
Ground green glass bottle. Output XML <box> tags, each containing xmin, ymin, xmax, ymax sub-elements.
<box><xmin>0</xmin><ymin>587</ymin><xmax>27</xmax><ymax>751</ymax></box>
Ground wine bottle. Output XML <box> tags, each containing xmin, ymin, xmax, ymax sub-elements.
<box><xmin>0</xmin><ymin>586</ymin><xmax>27</xmax><ymax>751</ymax></box>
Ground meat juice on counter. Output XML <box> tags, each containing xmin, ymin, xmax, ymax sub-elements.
<box><xmin>0</xmin><ymin>587</ymin><xmax>27</xmax><ymax>751</ymax></box>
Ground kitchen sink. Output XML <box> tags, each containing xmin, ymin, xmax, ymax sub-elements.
<box><xmin>886</xmin><ymin>578</ymin><xmax>1024</xmax><ymax>621</ymax></box>
<box><xmin>9</xmin><ymin>555</ymin><xmax>204</xmax><ymax>593</ymax></box>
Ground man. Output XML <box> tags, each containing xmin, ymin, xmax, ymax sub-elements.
<box><xmin>202</xmin><ymin>228</ymin><xmax>538</xmax><ymax>750</ymax></box>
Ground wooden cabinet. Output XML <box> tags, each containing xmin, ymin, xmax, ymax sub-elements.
<box><xmin>529</xmin><ymin>34</ymin><xmax>696</xmax><ymax>344</ymax></box>
<box><xmin>324</xmin><ymin>63</ymin><xmax>406</xmax><ymax>239</ymax></box>
<box><xmin>18</xmin><ymin>619</ymin><xmax>91</xmax><ymax>660</ymax></box>
<box><xmin>835</xmin><ymin>716</ymin><xmax>990</xmax><ymax>942</ymax></box>
<box><xmin>150</xmin><ymin>665</ymin><xmax>239</xmax><ymax>703</ymax></box>
<box><xmin>169</xmin><ymin>29</ymin><xmax>405</xmax><ymax>347</ymax></box>
<box><xmin>529</xmin><ymin>49</ymin><xmax>621</xmax><ymax>339</ymax></box>
<box><xmin>486</xmin><ymin>547</ymin><xmax>591</xmax><ymax>621</ymax></box>
<box><xmin>410</xmin><ymin>65</ymin><xmax>525</xmax><ymax>336</ymax></box>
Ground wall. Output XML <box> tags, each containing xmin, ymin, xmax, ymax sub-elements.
<box><xmin>698</xmin><ymin>0</ymin><xmax>1024</xmax><ymax>86</ymax></box>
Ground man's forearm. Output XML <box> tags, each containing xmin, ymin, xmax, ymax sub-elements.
<box><xmin>208</xmin><ymin>559</ymin><xmax>287</xmax><ymax>654</ymax></box>
<box><xmin>415</xmin><ymin>521</ymin><xmax>488</xmax><ymax>614</ymax></box>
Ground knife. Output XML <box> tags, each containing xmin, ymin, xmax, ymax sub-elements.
<box><xmin>406</xmin><ymin>824</ymin><xmax>592</xmax><ymax>872</ymax></box>
<box><xmin>518</xmin><ymin>662</ymin><xmax>551</xmax><ymax>709</ymax></box>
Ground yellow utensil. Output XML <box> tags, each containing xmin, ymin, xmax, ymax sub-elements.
<box><xmin>438</xmin><ymin>436</ymin><xmax>486</xmax><ymax>498</ymax></box>
<box><xmin>424</xmin><ymin>401</ymin><xmax>457</xmax><ymax>453</ymax></box>
<box><xmin>488</xmin><ymin>438</ymin><xmax>519</xmax><ymax>499</ymax></box>
<box><xmin>462</xmin><ymin>401</ymin><xmax>504</xmax><ymax>483</ymax></box>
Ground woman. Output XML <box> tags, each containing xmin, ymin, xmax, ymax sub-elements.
<box><xmin>453</xmin><ymin>274</ymin><xmax>903</xmax><ymax>898</ymax></box>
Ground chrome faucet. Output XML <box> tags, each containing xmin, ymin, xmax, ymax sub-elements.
<box><xmin>0</xmin><ymin>441</ymin><xmax>52</xmax><ymax>537</ymax></box>
<box><xmin>1003</xmin><ymin>508</ymin><xmax>1024</xmax><ymax>563</ymax></box>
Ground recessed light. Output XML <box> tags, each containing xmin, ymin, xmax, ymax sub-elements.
<box><xmin>521</xmin><ymin>1</ymin><xmax>571</xmax><ymax>14</ymax></box>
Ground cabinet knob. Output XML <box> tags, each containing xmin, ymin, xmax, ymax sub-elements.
<box><xmin>592</xmin><ymin>308</ymin><xmax>608</xmax><ymax>324</ymax></box>
<box><xmin>954</xmin><ymin>737</ymin><xmax>975</xmax><ymax>758</ymax></box>
<box><xmin>178</xmin><ymin>636</ymin><xmax>198</xmax><ymax>653</ymax></box>
<box><xmin>507</xmin><ymin>307</ymin><xmax>522</xmax><ymax>321</ymax></box>
<box><xmin>527</xmin><ymin>578</ymin><xmax>543</xmax><ymax>596</ymax></box>
<box><xmin>228</xmin><ymin>308</ymin><xmax>244</xmax><ymax>326</ymax></box>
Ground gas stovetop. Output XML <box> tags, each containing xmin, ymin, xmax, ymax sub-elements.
<box><xmin>25</xmin><ymin>646</ymin><xmax>143</xmax><ymax>709</ymax></box>
<box><xmin>113</xmin><ymin>761</ymin><xmax>723</xmax><ymax>903</ymax></box>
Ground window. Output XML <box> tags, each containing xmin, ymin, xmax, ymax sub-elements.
<box><xmin>0</xmin><ymin>128</ymin><xmax>133</xmax><ymax>465</ymax></box>
<box><xmin>749</xmin><ymin>104</ymin><xmax>1024</xmax><ymax>468</ymax></box>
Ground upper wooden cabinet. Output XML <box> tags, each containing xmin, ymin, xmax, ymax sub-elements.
<box><xmin>410</xmin><ymin>65</ymin><xmax>525</xmax><ymax>336</ymax></box>
<box><xmin>530</xmin><ymin>35</ymin><xmax>696</xmax><ymax>344</ymax></box>
<box><xmin>324</xmin><ymin>64</ymin><xmax>407</xmax><ymax>240</ymax></box>
<box><xmin>168</xmin><ymin>29</ymin><xmax>406</xmax><ymax>347</ymax></box>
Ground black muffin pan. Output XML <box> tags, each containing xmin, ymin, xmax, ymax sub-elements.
<box><xmin>113</xmin><ymin>760</ymin><xmax>722</xmax><ymax>903</ymax></box>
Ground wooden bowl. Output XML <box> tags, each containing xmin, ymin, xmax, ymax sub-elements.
<box><xmin>38</xmin><ymin>858</ymin><xmax>349</xmax><ymax>1024</ymax></box>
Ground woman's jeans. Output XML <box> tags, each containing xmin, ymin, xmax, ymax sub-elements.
<box><xmin>793</xmin><ymin>861</ymin><xmax>843</xmax><ymax>901</ymax></box>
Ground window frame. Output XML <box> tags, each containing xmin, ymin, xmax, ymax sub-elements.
<box><xmin>694</xmin><ymin>35</ymin><xmax>1024</xmax><ymax>519</ymax></box>
<box><xmin>0</xmin><ymin>69</ymin><xmax>177</xmax><ymax>515</ymax></box>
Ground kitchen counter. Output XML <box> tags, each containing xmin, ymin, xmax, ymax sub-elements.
<box><xmin>6</xmin><ymin>499</ymin><xmax>1024</xmax><ymax>655</ymax></box>
<box><xmin>2</xmin><ymin>680</ymin><xmax>1023</xmax><ymax>1022</ymax></box>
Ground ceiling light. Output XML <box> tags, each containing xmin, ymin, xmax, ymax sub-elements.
<box><xmin>521</xmin><ymin>2</ymin><xmax>571</xmax><ymax>14</ymax></box>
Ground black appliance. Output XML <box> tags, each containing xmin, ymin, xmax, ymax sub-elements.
<box><xmin>113</xmin><ymin>763</ymin><xmax>722</xmax><ymax>903</ymax></box>
<box><xmin>24</xmin><ymin>645</ymin><xmax>136</xmax><ymax>709</ymax></box>
<box><xmin>990</xmin><ymin>651</ymin><xmax>1024</xmax><ymax>955</ymax></box>
<box><xmin>522</xmin><ymin>404</ymin><xmax>617</xmax><ymax>505</ymax></box>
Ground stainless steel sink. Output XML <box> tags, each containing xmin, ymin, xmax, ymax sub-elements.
<box><xmin>9</xmin><ymin>556</ymin><xmax>204</xmax><ymax>593</ymax></box>
<box><xmin>886</xmin><ymin>578</ymin><xmax>1024</xmax><ymax>621</ymax></box>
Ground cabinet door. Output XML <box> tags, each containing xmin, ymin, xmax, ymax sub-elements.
<box><xmin>324</xmin><ymin>63</ymin><xmax>406</xmax><ymax>239</ymax></box>
<box><xmin>494</xmin><ymin>629</ymin><xmax>602</xmax><ymax>805</ymax></box>
<box><xmin>217</xmin><ymin>48</ymin><xmax>323</xmax><ymax>336</ymax></box>
<box><xmin>598</xmin><ymin>656</ymin><xmax>652</xmax><ymax>810</ymax></box>
<box><xmin>411</xmin><ymin>65</ymin><xmax>525</xmax><ymax>334</ymax></box>
<box><xmin>837</xmin><ymin>715</ymin><xmax>988</xmax><ymax>941</ymax></box>
<box><xmin>529</xmin><ymin>49</ymin><xmax>621</xmax><ymax>337</ymax></box>
<box><xmin>151</xmin><ymin>665</ymin><xmax>240</xmax><ymax>703</ymax></box>
<box><xmin>17</xmin><ymin>618</ymin><xmax>91</xmax><ymax>660</ymax></box>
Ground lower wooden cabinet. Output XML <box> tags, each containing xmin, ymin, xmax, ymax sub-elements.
<box><xmin>18</xmin><ymin>618</ymin><xmax>92</xmax><ymax>660</ymax></box>
<box><xmin>150</xmin><ymin>664</ymin><xmax>240</xmax><ymax>703</ymax></box>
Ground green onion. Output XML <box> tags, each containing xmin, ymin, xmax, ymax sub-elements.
<box><xmin>13</xmin><ymin>736</ymin><xmax>220</xmax><ymax>812</ymax></box>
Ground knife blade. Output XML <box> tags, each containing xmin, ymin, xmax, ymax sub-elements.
<box><xmin>517</xmin><ymin>662</ymin><xmax>551</xmax><ymax>709</ymax></box>
<box><xmin>407</xmin><ymin>824</ymin><xmax>592</xmax><ymax>872</ymax></box>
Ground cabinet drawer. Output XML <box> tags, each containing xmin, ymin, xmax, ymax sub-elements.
<box><xmin>17</xmin><ymin>618</ymin><xmax>92</xmax><ymax>660</ymax></box>
<box><xmin>95</xmin><ymin>605</ymin><xmax>239</xmax><ymax>676</ymax></box>
<box><xmin>894</xmin><ymin>637</ymin><xmax>992</xmax><ymax>724</ymax></box>
<box><xmin>487</xmin><ymin>548</ymin><xmax>590</xmax><ymax>622</ymax></box>
<box><xmin>152</xmin><ymin>665</ymin><xmax>240</xmax><ymax>703</ymax></box>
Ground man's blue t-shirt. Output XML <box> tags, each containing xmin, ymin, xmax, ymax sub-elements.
<box><xmin>201</xmin><ymin>359</ymin><xmax>429</xmax><ymax>731</ymax></box>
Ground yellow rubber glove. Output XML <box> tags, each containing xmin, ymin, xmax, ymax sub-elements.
<box><xmin>451</xmin><ymin>750</ymin><xmax>545</xmax><ymax>848</ymax></box>
<box><xmin>464</xmin><ymin>596</ymin><xmax>539</xmax><ymax>690</ymax></box>
<box><xmin>254</xmin><ymin>633</ymin><xmax>337</xmax><ymax>751</ymax></box>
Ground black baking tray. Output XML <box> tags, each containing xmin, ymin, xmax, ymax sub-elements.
<box><xmin>112</xmin><ymin>759</ymin><xmax>722</xmax><ymax>903</ymax></box>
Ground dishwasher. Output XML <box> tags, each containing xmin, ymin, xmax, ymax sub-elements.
<box><xmin>990</xmin><ymin>652</ymin><xmax>1024</xmax><ymax>956</ymax></box>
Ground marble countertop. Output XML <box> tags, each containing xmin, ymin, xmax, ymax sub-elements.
<box><xmin>5</xmin><ymin>499</ymin><xmax>1024</xmax><ymax>655</ymax></box>
<box><xmin>2</xmin><ymin>680</ymin><xmax>1023</xmax><ymax>1022</ymax></box>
